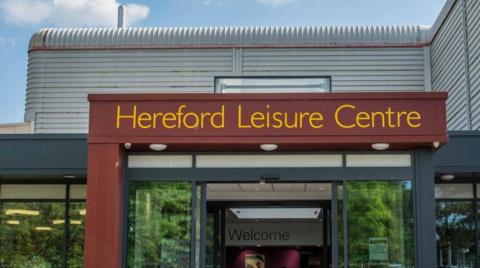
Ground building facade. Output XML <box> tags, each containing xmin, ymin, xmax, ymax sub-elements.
<box><xmin>0</xmin><ymin>0</ymin><xmax>479</xmax><ymax>267</ymax></box>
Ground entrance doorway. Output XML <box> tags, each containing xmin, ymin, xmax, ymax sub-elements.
<box><xmin>205</xmin><ymin>183</ymin><xmax>331</xmax><ymax>268</ymax></box>
<box><xmin>125</xmin><ymin>152</ymin><xmax>418</xmax><ymax>268</ymax></box>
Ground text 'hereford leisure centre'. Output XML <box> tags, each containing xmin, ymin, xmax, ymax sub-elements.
<box><xmin>115</xmin><ymin>104</ymin><xmax>422</xmax><ymax>130</ymax></box>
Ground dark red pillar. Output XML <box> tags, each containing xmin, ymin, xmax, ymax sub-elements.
<box><xmin>84</xmin><ymin>143</ymin><xmax>125</xmax><ymax>268</ymax></box>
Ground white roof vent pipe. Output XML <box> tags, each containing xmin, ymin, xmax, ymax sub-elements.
<box><xmin>117</xmin><ymin>5</ymin><xmax>126</xmax><ymax>28</ymax></box>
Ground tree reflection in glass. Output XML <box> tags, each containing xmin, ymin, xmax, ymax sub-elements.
<box><xmin>436</xmin><ymin>201</ymin><xmax>476</xmax><ymax>268</ymax></box>
<box><xmin>345</xmin><ymin>181</ymin><xmax>414</xmax><ymax>268</ymax></box>
<box><xmin>0</xmin><ymin>202</ymin><xmax>65</xmax><ymax>267</ymax></box>
<box><xmin>128</xmin><ymin>181</ymin><xmax>192</xmax><ymax>268</ymax></box>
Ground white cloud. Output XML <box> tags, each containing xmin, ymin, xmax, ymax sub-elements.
<box><xmin>0</xmin><ymin>0</ymin><xmax>52</xmax><ymax>24</ymax></box>
<box><xmin>256</xmin><ymin>0</ymin><xmax>298</xmax><ymax>6</ymax></box>
<box><xmin>0</xmin><ymin>36</ymin><xmax>16</xmax><ymax>48</ymax></box>
<box><xmin>0</xmin><ymin>0</ymin><xmax>149</xmax><ymax>27</ymax></box>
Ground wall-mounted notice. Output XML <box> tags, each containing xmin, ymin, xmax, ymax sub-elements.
<box><xmin>369</xmin><ymin>237</ymin><xmax>389</xmax><ymax>261</ymax></box>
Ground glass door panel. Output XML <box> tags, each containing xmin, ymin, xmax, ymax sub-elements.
<box><xmin>342</xmin><ymin>181</ymin><xmax>414</xmax><ymax>268</ymax></box>
<box><xmin>127</xmin><ymin>181</ymin><xmax>193</xmax><ymax>268</ymax></box>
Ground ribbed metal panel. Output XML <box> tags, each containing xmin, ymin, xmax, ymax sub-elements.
<box><xmin>26</xmin><ymin>49</ymin><xmax>233</xmax><ymax>133</ymax></box>
<box><xmin>242</xmin><ymin>48</ymin><xmax>426</xmax><ymax>91</ymax></box>
<box><xmin>26</xmin><ymin>45</ymin><xmax>427</xmax><ymax>133</ymax></box>
<box><xmin>29</xmin><ymin>26</ymin><xmax>430</xmax><ymax>50</ymax></box>
<box><xmin>467</xmin><ymin>0</ymin><xmax>480</xmax><ymax>130</ymax></box>
<box><xmin>431</xmin><ymin>0</ymin><xmax>469</xmax><ymax>130</ymax></box>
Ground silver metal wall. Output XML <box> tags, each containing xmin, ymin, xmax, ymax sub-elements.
<box><xmin>431</xmin><ymin>0</ymin><xmax>480</xmax><ymax>130</ymax></box>
<box><xmin>26</xmin><ymin>47</ymin><xmax>427</xmax><ymax>133</ymax></box>
<box><xmin>467</xmin><ymin>0</ymin><xmax>480</xmax><ymax>130</ymax></box>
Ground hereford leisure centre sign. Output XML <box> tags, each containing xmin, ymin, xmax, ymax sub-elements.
<box><xmin>114</xmin><ymin>103</ymin><xmax>423</xmax><ymax>130</ymax></box>
<box><xmin>88</xmin><ymin>92</ymin><xmax>447</xmax><ymax>149</ymax></box>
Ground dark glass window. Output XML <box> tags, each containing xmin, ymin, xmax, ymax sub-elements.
<box><xmin>436</xmin><ymin>201</ymin><xmax>476</xmax><ymax>268</ymax></box>
<box><xmin>0</xmin><ymin>202</ymin><xmax>65</xmax><ymax>267</ymax></box>
<box><xmin>0</xmin><ymin>184</ymin><xmax>86</xmax><ymax>268</ymax></box>
<box><xmin>68</xmin><ymin>202</ymin><xmax>86</xmax><ymax>268</ymax></box>
<box><xmin>435</xmin><ymin>183</ymin><xmax>477</xmax><ymax>268</ymax></box>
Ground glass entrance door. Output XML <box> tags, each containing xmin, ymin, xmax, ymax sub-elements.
<box><xmin>201</xmin><ymin>182</ymin><xmax>332</xmax><ymax>268</ymax></box>
<box><xmin>337</xmin><ymin>181</ymin><xmax>415</xmax><ymax>268</ymax></box>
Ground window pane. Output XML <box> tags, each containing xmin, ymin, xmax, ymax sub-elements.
<box><xmin>215</xmin><ymin>77</ymin><xmax>330</xmax><ymax>93</ymax></box>
<box><xmin>68</xmin><ymin>202</ymin><xmax>86</xmax><ymax>268</ymax></box>
<box><xmin>128</xmin><ymin>155</ymin><xmax>193</xmax><ymax>168</ymax></box>
<box><xmin>0</xmin><ymin>184</ymin><xmax>66</xmax><ymax>199</ymax></box>
<box><xmin>128</xmin><ymin>181</ymin><xmax>192</xmax><ymax>267</ymax></box>
<box><xmin>436</xmin><ymin>201</ymin><xmax>476</xmax><ymax>267</ymax></box>
<box><xmin>196</xmin><ymin>155</ymin><xmax>342</xmax><ymax>168</ymax></box>
<box><xmin>70</xmin><ymin>185</ymin><xmax>87</xmax><ymax>200</ymax></box>
<box><xmin>345</xmin><ymin>154</ymin><xmax>411</xmax><ymax>167</ymax></box>
<box><xmin>345</xmin><ymin>181</ymin><xmax>414</xmax><ymax>267</ymax></box>
<box><xmin>0</xmin><ymin>202</ymin><xmax>65</xmax><ymax>267</ymax></box>
<box><xmin>435</xmin><ymin>184</ymin><xmax>474</xmax><ymax>199</ymax></box>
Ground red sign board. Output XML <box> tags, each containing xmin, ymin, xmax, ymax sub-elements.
<box><xmin>88</xmin><ymin>93</ymin><xmax>447</xmax><ymax>150</ymax></box>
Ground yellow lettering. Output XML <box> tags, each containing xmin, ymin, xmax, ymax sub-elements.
<box><xmin>407</xmin><ymin>111</ymin><xmax>422</xmax><ymax>128</ymax></box>
<box><xmin>272</xmin><ymin>112</ymin><xmax>283</xmax><ymax>128</ymax></box>
<box><xmin>211</xmin><ymin>105</ymin><xmax>225</xmax><ymax>128</ymax></box>
<box><xmin>356</xmin><ymin>112</ymin><xmax>370</xmax><ymax>128</ymax></box>
<box><xmin>309</xmin><ymin>112</ymin><xmax>324</xmax><ymax>129</ymax></box>
<box><xmin>137</xmin><ymin>112</ymin><xmax>152</xmax><ymax>129</ymax></box>
<box><xmin>162</xmin><ymin>113</ymin><xmax>177</xmax><ymax>129</ymax></box>
<box><xmin>237</xmin><ymin>105</ymin><xmax>251</xmax><ymax>128</ymax></box>
<box><xmin>183</xmin><ymin>112</ymin><xmax>200</xmax><ymax>129</ymax></box>
<box><xmin>251</xmin><ymin>112</ymin><xmax>265</xmax><ymax>128</ymax></box>
<box><xmin>370</xmin><ymin>111</ymin><xmax>385</xmax><ymax>128</ymax></box>
<box><xmin>335</xmin><ymin>104</ymin><xmax>356</xmax><ymax>129</ymax></box>
<box><xmin>116</xmin><ymin>105</ymin><xmax>137</xmax><ymax>129</ymax></box>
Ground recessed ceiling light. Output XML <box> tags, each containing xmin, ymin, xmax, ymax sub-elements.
<box><xmin>440</xmin><ymin>174</ymin><xmax>455</xmax><ymax>181</ymax></box>
<box><xmin>260</xmin><ymin>144</ymin><xmax>278</xmax><ymax>151</ymax></box>
<box><xmin>371</xmin><ymin>143</ymin><xmax>390</xmax><ymax>151</ymax></box>
<box><xmin>149</xmin><ymin>144</ymin><xmax>167</xmax><ymax>151</ymax></box>
<box><xmin>230</xmin><ymin>208</ymin><xmax>322</xmax><ymax>219</ymax></box>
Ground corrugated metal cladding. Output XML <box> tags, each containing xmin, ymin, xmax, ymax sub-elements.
<box><xmin>431</xmin><ymin>0</ymin><xmax>480</xmax><ymax>131</ymax></box>
<box><xmin>26</xmin><ymin>26</ymin><xmax>429</xmax><ymax>133</ymax></box>
<box><xmin>29</xmin><ymin>26</ymin><xmax>430</xmax><ymax>49</ymax></box>
<box><xmin>431</xmin><ymin>0</ymin><xmax>467</xmax><ymax>130</ymax></box>
<box><xmin>467</xmin><ymin>0</ymin><xmax>480</xmax><ymax>130</ymax></box>
<box><xmin>27</xmin><ymin>49</ymin><xmax>234</xmax><ymax>133</ymax></box>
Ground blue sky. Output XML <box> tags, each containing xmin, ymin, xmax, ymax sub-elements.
<box><xmin>0</xmin><ymin>0</ymin><xmax>446</xmax><ymax>124</ymax></box>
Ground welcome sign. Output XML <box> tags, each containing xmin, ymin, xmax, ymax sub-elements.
<box><xmin>88</xmin><ymin>92</ymin><xmax>447</xmax><ymax>148</ymax></box>
<box><xmin>226</xmin><ymin>223</ymin><xmax>323</xmax><ymax>246</ymax></box>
